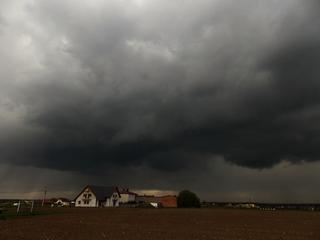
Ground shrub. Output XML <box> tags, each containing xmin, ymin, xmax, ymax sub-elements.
<box><xmin>177</xmin><ymin>190</ymin><xmax>201</xmax><ymax>208</ymax></box>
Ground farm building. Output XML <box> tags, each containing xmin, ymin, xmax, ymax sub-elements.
<box><xmin>75</xmin><ymin>185</ymin><xmax>120</xmax><ymax>207</ymax></box>
<box><xmin>54</xmin><ymin>198</ymin><xmax>70</xmax><ymax>207</ymax></box>
<box><xmin>160</xmin><ymin>196</ymin><xmax>177</xmax><ymax>208</ymax></box>
<box><xmin>136</xmin><ymin>195</ymin><xmax>177</xmax><ymax>208</ymax></box>
<box><xmin>118</xmin><ymin>188</ymin><xmax>137</xmax><ymax>203</ymax></box>
<box><xmin>136</xmin><ymin>195</ymin><xmax>161</xmax><ymax>204</ymax></box>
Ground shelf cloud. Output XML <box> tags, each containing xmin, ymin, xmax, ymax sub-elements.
<box><xmin>1</xmin><ymin>0</ymin><xmax>320</xmax><ymax>195</ymax></box>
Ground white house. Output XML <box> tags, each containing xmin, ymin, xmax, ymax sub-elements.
<box><xmin>75</xmin><ymin>185</ymin><xmax>120</xmax><ymax>207</ymax></box>
<box><xmin>118</xmin><ymin>189</ymin><xmax>137</xmax><ymax>203</ymax></box>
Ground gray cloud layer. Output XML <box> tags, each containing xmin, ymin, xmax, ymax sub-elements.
<box><xmin>1</xmin><ymin>0</ymin><xmax>320</xmax><ymax>177</ymax></box>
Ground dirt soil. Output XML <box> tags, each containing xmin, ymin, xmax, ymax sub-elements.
<box><xmin>1</xmin><ymin>208</ymin><xmax>320</xmax><ymax>240</ymax></box>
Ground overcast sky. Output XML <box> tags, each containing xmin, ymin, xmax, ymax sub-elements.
<box><xmin>1</xmin><ymin>0</ymin><xmax>320</xmax><ymax>202</ymax></box>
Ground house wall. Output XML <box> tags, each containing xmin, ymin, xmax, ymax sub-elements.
<box><xmin>75</xmin><ymin>188</ymin><xmax>98</xmax><ymax>207</ymax></box>
<box><xmin>119</xmin><ymin>193</ymin><xmax>136</xmax><ymax>203</ymax></box>
<box><xmin>104</xmin><ymin>192</ymin><xmax>120</xmax><ymax>207</ymax></box>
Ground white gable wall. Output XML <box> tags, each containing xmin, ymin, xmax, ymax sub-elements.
<box><xmin>104</xmin><ymin>192</ymin><xmax>120</xmax><ymax>207</ymax></box>
<box><xmin>75</xmin><ymin>187</ymin><xmax>98</xmax><ymax>207</ymax></box>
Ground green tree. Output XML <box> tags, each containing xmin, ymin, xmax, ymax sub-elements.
<box><xmin>177</xmin><ymin>190</ymin><xmax>201</xmax><ymax>208</ymax></box>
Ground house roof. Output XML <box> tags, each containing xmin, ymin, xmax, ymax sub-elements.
<box><xmin>89</xmin><ymin>186</ymin><xmax>119</xmax><ymax>201</ymax></box>
<box><xmin>75</xmin><ymin>185</ymin><xmax>119</xmax><ymax>201</ymax></box>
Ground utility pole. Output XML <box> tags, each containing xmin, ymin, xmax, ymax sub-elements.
<box><xmin>16</xmin><ymin>201</ymin><xmax>21</xmax><ymax>214</ymax></box>
<box><xmin>41</xmin><ymin>186</ymin><xmax>47</xmax><ymax>207</ymax></box>
<box><xmin>30</xmin><ymin>200</ymin><xmax>34</xmax><ymax>213</ymax></box>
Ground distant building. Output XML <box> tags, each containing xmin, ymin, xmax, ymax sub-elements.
<box><xmin>118</xmin><ymin>188</ymin><xmax>137</xmax><ymax>203</ymax></box>
<box><xmin>136</xmin><ymin>195</ymin><xmax>161</xmax><ymax>204</ymax></box>
<box><xmin>136</xmin><ymin>195</ymin><xmax>177</xmax><ymax>208</ymax></box>
<box><xmin>55</xmin><ymin>198</ymin><xmax>70</xmax><ymax>207</ymax></box>
<box><xmin>160</xmin><ymin>196</ymin><xmax>177</xmax><ymax>208</ymax></box>
<box><xmin>75</xmin><ymin>185</ymin><xmax>120</xmax><ymax>207</ymax></box>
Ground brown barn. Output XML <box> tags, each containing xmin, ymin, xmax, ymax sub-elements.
<box><xmin>160</xmin><ymin>196</ymin><xmax>177</xmax><ymax>208</ymax></box>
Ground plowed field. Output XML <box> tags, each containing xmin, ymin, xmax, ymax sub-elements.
<box><xmin>1</xmin><ymin>208</ymin><xmax>319</xmax><ymax>240</ymax></box>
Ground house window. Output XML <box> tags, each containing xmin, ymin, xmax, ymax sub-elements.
<box><xmin>78</xmin><ymin>201</ymin><xmax>81</xmax><ymax>204</ymax></box>
<box><xmin>83</xmin><ymin>194</ymin><xmax>87</xmax><ymax>198</ymax></box>
<box><xmin>88</xmin><ymin>194</ymin><xmax>92</xmax><ymax>198</ymax></box>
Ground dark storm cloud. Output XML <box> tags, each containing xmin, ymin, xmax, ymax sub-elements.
<box><xmin>1</xmin><ymin>0</ymin><xmax>320</xmax><ymax>174</ymax></box>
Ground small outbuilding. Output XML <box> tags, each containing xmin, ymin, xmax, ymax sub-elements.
<box><xmin>55</xmin><ymin>198</ymin><xmax>71</xmax><ymax>207</ymax></box>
